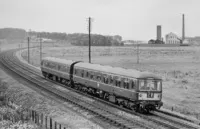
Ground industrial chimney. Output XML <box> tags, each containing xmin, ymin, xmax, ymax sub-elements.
<box><xmin>157</xmin><ymin>25</ymin><xmax>162</xmax><ymax>41</ymax></box>
<box><xmin>182</xmin><ymin>14</ymin><xmax>185</xmax><ymax>43</ymax></box>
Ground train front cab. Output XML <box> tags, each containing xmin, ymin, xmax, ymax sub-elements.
<box><xmin>137</xmin><ymin>78</ymin><xmax>163</xmax><ymax>112</ymax></box>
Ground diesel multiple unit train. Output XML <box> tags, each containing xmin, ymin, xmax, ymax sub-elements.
<box><xmin>41</xmin><ymin>57</ymin><xmax>163</xmax><ymax>112</ymax></box>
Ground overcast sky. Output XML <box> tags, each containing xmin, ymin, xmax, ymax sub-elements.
<box><xmin>0</xmin><ymin>0</ymin><xmax>199</xmax><ymax>40</ymax></box>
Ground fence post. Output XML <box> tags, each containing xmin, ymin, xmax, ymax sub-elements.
<box><xmin>59</xmin><ymin>124</ymin><xmax>61</xmax><ymax>129</ymax></box>
<box><xmin>21</xmin><ymin>112</ymin><xmax>24</xmax><ymax>123</ymax></box>
<box><xmin>50</xmin><ymin>118</ymin><xmax>52</xmax><ymax>129</ymax></box>
<box><xmin>55</xmin><ymin>121</ymin><xmax>57</xmax><ymax>129</ymax></box>
<box><xmin>26</xmin><ymin>109</ymin><xmax>29</xmax><ymax>121</ymax></box>
<box><xmin>41</xmin><ymin>113</ymin><xmax>43</xmax><ymax>127</ymax></box>
<box><xmin>37</xmin><ymin>113</ymin><xmax>40</xmax><ymax>125</ymax></box>
<box><xmin>29</xmin><ymin>109</ymin><xmax>32</xmax><ymax>121</ymax></box>
<box><xmin>37</xmin><ymin>112</ymin><xmax>39</xmax><ymax>125</ymax></box>
<box><xmin>32</xmin><ymin>110</ymin><xmax>34</xmax><ymax>121</ymax></box>
<box><xmin>45</xmin><ymin>116</ymin><xmax>48</xmax><ymax>128</ymax></box>
<box><xmin>35</xmin><ymin>111</ymin><xmax>37</xmax><ymax>124</ymax></box>
<box><xmin>64</xmin><ymin>127</ymin><xmax>66</xmax><ymax>129</ymax></box>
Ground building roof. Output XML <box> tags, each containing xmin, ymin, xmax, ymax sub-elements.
<box><xmin>166</xmin><ymin>32</ymin><xmax>179</xmax><ymax>36</ymax></box>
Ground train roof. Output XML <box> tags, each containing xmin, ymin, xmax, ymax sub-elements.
<box><xmin>75</xmin><ymin>62</ymin><xmax>162</xmax><ymax>79</ymax></box>
<box><xmin>42</xmin><ymin>57</ymin><xmax>162</xmax><ymax>80</ymax></box>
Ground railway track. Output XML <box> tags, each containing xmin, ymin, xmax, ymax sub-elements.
<box><xmin>1</xmin><ymin>49</ymin><xmax>152</xmax><ymax>129</ymax></box>
<box><xmin>1</xmin><ymin>49</ymin><xmax>200</xmax><ymax>129</ymax></box>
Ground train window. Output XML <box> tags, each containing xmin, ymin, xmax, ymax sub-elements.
<box><xmin>44</xmin><ymin>62</ymin><xmax>46</xmax><ymax>66</ymax></box>
<box><xmin>86</xmin><ymin>72</ymin><xmax>90</xmax><ymax>78</ymax></box>
<box><xmin>103</xmin><ymin>75</ymin><xmax>109</xmax><ymax>84</ymax></box>
<box><xmin>47</xmin><ymin>62</ymin><xmax>51</xmax><ymax>67</ymax></box>
<box><xmin>93</xmin><ymin>72</ymin><xmax>98</xmax><ymax>80</ymax></box>
<box><xmin>48</xmin><ymin>62</ymin><xmax>50</xmax><ymax>67</ymax></box>
<box><xmin>63</xmin><ymin>66</ymin><xmax>66</xmax><ymax>72</ymax></box>
<box><xmin>54</xmin><ymin>64</ymin><xmax>56</xmax><ymax>69</ymax></box>
<box><xmin>78</xmin><ymin>69</ymin><xmax>81</xmax><ymax>76</ymax></box>
<box><xmin>47</xmin><ymin>62</ymin><xmax>50</xmax><ymax>67</ymax></box>
<box><xmin>81</xmin><ymin>70</ymin><xmax>84</xmax><ymax>77</ymax></box>
<box><xmin>93</xmin><ymin>75</ymin><xmax>96</xmax><ymax>80</ymax></box>
<box><xmin>77</xmin><ymin>69</ymin><xmax>81</xmax><ymax>76</ymax></box>
<box><xmin>47</xmin><ymin>62</ymin><xmax>49</xmax><ymax>67</ymax></box>
<box><xmin>115</xmin><ymin>80</ymin><xmax>121</xmax><ymax>87</ymax></box>
<box><xmin>84</xmin><ymin>71</ymin><xmax>87</xmax><ymax>77</ymax></box>
<box><xmin>90</xmin><ymin>74</ymin><xmax>94</xmax><ymax>79</ymax></box>
<box><xmin>64</xmin><ymin>66</ymin><xmax>68</xmax><ymax>72</ymax></box>
<box><xmin>109</xmin><ymin>76</ymin><xmax>113</xmax><ymax>85</ymax></box>
<box><xmin>50</xmin><ymin>63</ymin><xmax>55</xmax><ymax>69</ymax></box>
<box><xmin>97</xmin><ymin>75</ymin><xmax>101</xmax><ymax>82</ymax></box>
<box><xmin>123</xmin><ymin>79</ymin><xmax>129</xmax><ymax>89</ymax></box>
<box><xmin>48</xmin><ymin>62</ymin><xmax>51</xmax><ymax>67</ymax></box>
<box><xmin>58</xmin><ymin>65</ymin><xmax>61</xmax><ymax>70</ymax></box>
<box><xmin>118</xmin><ymin>81</ymin><xmax>121</xmax><ymax>87</ymax></box>
<box><xmin>74</xmin><ymin>69</ymin><xmax>77</xmax><ymax>75</ymax></box>
<box><xmin>131</xmin><ymin>81</ymin><xmax>135</xmax><ymax>89</ymax></box>
<box><xmin>60</xmin><ymin>66</ymin><xmax>64</xmax><ymax>71</ymax></box>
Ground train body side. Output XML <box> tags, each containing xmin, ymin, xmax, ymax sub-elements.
<box><xmin>41</xmin><ymin>57</ymin><xmax>163</xmax><ymax>112</ymax></box>
<box><xmin>72</xmin><ymin>64</ymin><xmax>138</xmax><ymax>101</ymax></box>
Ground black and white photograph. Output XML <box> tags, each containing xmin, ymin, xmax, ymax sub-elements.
<box><xmin>0</xmin><ymin>0</ymin><xmax>200</xmax><ymax>128</ymax></box>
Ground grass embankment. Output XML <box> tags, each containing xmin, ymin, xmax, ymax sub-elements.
<box><xmin>0</xmin><ymin>65</ymin><xmax>103</xmax><ymax>129</ymax></box>
<box><xmin>0</xmin><ymin>79</ymin><xmax>41</xmax><ymax>129</ymax></box>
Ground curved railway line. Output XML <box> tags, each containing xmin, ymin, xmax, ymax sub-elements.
<box><xmin>0</xmin><ymin>48</ymin><xmax>200</xmax><ymax>129</ymax></box>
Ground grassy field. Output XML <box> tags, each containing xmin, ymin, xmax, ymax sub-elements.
<box><xmin>22</xmin><ymin>44</ymin><xmax>200</xmax><ymax>119</ymax></box>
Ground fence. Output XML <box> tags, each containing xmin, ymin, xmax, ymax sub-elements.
<box><xmin>0</xmin><ymin>105</ymin><xmax>67</xmax><ymax>129</ymax></box>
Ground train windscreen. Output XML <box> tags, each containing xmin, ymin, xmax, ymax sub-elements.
<box><xmin>139</xmin><ymin>79</ymin><xmax>162</xmax><ymax>91</ymax></box>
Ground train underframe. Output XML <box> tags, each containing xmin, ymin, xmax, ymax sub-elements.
<box><xmin>42</xmin><ymin>71</ymin><xmax>163</xmax><ymax>113</ymax></box>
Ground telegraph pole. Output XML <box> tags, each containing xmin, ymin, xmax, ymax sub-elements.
<box><xmin>137</xmin><ymin>42</ymin><xmax>139</xmax><ymax>64</ymax></box>
<box><xmin>88</xmin><ymin>17</ymin><xmax>91</xmax><ymax>63</ymax></box>
<box><xmin>40</xmin><ymin>33</ymin><xmax>42</xmax><ymax>64</ymax></box>
<box><xmin>28</xmin><ymin>36</ymin><xmax>30</xmax><ymax>63</ymax></box>
<box><xmin>182</xmin><ymin>14</ymin><xmax>185</xmax><ymax>44</ymax></box>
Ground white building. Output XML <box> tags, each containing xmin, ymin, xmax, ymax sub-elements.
<box><xmin>165</xmin><ymin>32</ymin><xmax>180</xmax><ymax>44</ymax></box>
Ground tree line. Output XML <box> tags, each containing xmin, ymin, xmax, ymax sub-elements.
<box><xmin>30</xmin><ymin>32</ymin><xmax>123</xmax><ymax>46</ymax></box>
<box><xmin>0</xmin><ymin>28</ymin><xmax>26</xmax><ymax>40</ymax></box>
<box><xmin>0</xmin><ymin>28</ymin><xmax>123</xmax><ymax>46</ymax></box>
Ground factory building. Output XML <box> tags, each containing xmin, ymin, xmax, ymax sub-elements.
<box><xmin>165</xmin><ymin>32</ymin><xmax>180</xmax><ymax>44</ymax></box>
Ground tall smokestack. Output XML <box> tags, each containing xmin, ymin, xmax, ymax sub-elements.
<box><xmin>157</xmin><ymin>25</ymin><xmax>161</xmax><ymax>41</ymax></box>
<box><xmin>182</xmin><ymin>14</ymin><xmax>185</xmax><ymax>42</ymax></box>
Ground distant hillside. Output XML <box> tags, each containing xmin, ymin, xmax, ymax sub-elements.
<box><xmin>0</xmin><ymin>28</ymin><xmax>26</xmax><ymax>40</ymax></box>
